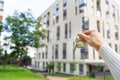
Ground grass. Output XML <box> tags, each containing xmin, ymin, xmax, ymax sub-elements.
<box><xmin>48</xmin><ymin>73</ymin><xmax>114</xmax><ymax>80</ymax></box>
<box><xmin>0</xmin><ymin>65</ymin><xmax>48</xmax><ymax>80</ymax></box>
<box><xmin>69</xmin><ymin>76</ymin><xmax>114</xmax><ymax>80</ymax></box>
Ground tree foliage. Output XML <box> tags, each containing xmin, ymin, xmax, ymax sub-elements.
<box><xmin>3</xmin><ymin>10</ymin><xmax>46</xmax><ymax>60</ymax></box>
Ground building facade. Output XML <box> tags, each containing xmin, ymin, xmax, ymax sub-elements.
<box><xmin>35</xmin><ymin>0</ymin><xmax>120</xmax><ymax>76</ymax></box>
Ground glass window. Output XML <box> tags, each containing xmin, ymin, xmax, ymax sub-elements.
<box><xmin>79</xmin><ymin>0</ymin><xmax>87</xmax><ymax>13</ymax></box>
<box><xmin>81</xmin><ymin>44</ymin><xmax>88</xmax><ymax>59</ymax></box>
<box><xmin>46</xmin><ymin>46</ymin><xmax>48</xmax><ymax>59</ymax></box>
<box><xmin>42</xmin><ymin>52</ymin><xmax>44</xmax><ymax>59</ymax></box>
<box><xmin>115</xmin><ymin>44</ymin><xmax>118</xmax><ymax>53</ymax></box>
<box><xmin>115</xmin><ymin>25</ymin><xmax>118</xmax><ymax>40</ymax></box>
<box><xmin>52</xmin><ymin>45</ymin><xmax>54</xmax><ymax>59</ymax></box>
<box><xmin>56</xmin><ymin>4</ymin><xmax>59</xmax><ymax>23</ymax></box>
<box><xmin>63</xmin><ymin>63</ymin><xmax>66</xmax><ymax>72</ymax></box>
<box><xmin>63</xmin><ymin>0</ymin><xmax>67</xmax><ymax>7</ymax></box>
<box><xmin>55</xmin><ymin>44</ymin><xmax>59</xmax><ymax>59</ymax></box>
<box><xmin>106</xmin><ymin>23</ymin><xmax>110</xmax><ymax>39</ymax></box>
<box><xmin>75</xmin><ymin>0</ymin><xmax>78</xmax><ymax>15</ymax></box>
<box><xmin>96</xmin><ymin>0</ymin><xmax>101</xmax><ymax>17</ymax></box>
<box><xmin>97</xmin><ymin>21</ymin><xmax>100</xmax><ymax>32</ymax></box>
<box><xmin>79</xmin><ymin>64</ymin><xmax>84</xmax><ymax>74</ymax></box>
<box><xmin>69</xmin><ymin>22</ymin><xmax>71</xmax><ymax>38</ymax></box>
<box><xmin>65</xmin><ymin>23</ymin><xmax>68</xmax><ymax>39</ymax></box>
<box><xmin>91</xmin><ymin>0</ymin><xmax>94</xmax><ymax>14</ymax></box>
<box><xmin>43</xmin><ymin>15</ymin><xmax>47</xmax><ymax>24</ymax></box>
<box><xmin>47</xmin><ymin>30</ymin><xmax>50</xmax><ymax>42</ymax></box>
<box><xmin>57</xmin><ymin>26</ymin><xmax>60</xmax><ymax>40</ymax></box>
<box><xmin>82</xmin><ymin>17</ymin><xmax>89</xmax><ymax>31</ymax></box>
<box><xmin>63</xmin><ymin>43</ymin><xmax>67</xmax><ymax>59</ymax></box>
<box><xmin>63</xmin><ymin>9</ymin><xmax>67</xmax><ymax>20</ymax></box>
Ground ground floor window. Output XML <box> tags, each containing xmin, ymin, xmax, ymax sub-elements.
<box><xmin>79</xmin><ymin>64</ymin><xmax>84</xmax><ymax>74</ymax></box>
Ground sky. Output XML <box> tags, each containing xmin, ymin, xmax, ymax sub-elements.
<box><xmin>3</xmin><ymin>0</ymin><xmax>56</xmax><ymax>19</ymax></box>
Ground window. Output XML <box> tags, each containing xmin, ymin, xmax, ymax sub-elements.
<box><xmin>73</xmin><ymin>42</ymin><xmax>75</xmax><ymax>59</ymax></box>
<box><xmin>43</xmin><ymin>62</ymin><xmax>45</xmax><ymax>69</ymax></box>
<box><xmin>63</xmin><ymin>9</ymin><xmax>67</xmax><ymax>20</ymax></box>
<box><xmin>63</xmin><ymin>43</ymin><xmax>67</xmax><ymax>59</ymax></box>
<box><xmin>79</xmin><ymin>64</ymin><xmax>84</xmax><ymax>74</ymax></box>
<box><xmin>106</xmin><ymin>23</ymin><xmax>110</xmax><ymax>39</ymax></box>
<box><xmin>112</xmin><ymin>5</ymin><xmax>115</xmax><ymax>20</ymax></box>
<box><xmin>46</xmin><ymin>47</ymin><xmax>48</xmax><ymax>59</ymax></box>
<box><xmin>52</xmin><ymin>45</ymin><xmax>54</xmax><ymax>59</ymax></box>
<box><xmin>115</xmin><ymin>25</ymin><xmax>119</xmax><ymax>40</ymax></box>
<box><xmin>56</xmin><ymin>4</ymin><xmax>59</xmax><ymax>23</ymax></box>
<box><xmin>115</xmin><ymin>44</ymin><xmax>118</xmax><ymax>53</ymax></box>
<box><xmin>106</xmin><ymin>0</ymin><xmax>109</xmax><ymax>18</ymax></box>
<box><xmin>75</xmin><ymin>0</ymin><xmax>78</xmax><ymax>15</ymax></box>
<box><xmin>43</xmin><ymin>15</ymin><xmax>47</xmax><ymax>24</ymax></box>
<box><xmin>81</xmin><ymin>44</ymin><xmax>88</xmax><ymax>59</ymax></box>
<box><xmin>53</xmin><ymin>7</ymin><xmax>56</xmax><ymax>25</ymax></box>
<box><xmin>82</xmin><ymin>17</ymin><xmax>89</xmax><ymax>31</ymax></box>
<box><xmin>96</xmin><ymin>0</ymin><xmax>101</xmax><ymax>17</ymax></box>
<box><xmin>69</xmin><ymin>22</ymin><xmax>71</xmax><ymax>38</ymax></box>
<box><xmin>65</xmin><ymin>23</ymin><xmax>68</xmax><ymax>39</ymax></box>
<box><xmin>42</xmin><ymin>52</ymin><xmax>44</xmax><ymax>59</ymax></box>
<box><xmin>57</xmin><ymin>26</ymin><xmax>60</xmax><ymax>40</ymax></box>
<box><xmin>63</xmin><ymin>63</ymin><xmax>66</xmax><ymax>72</ymax></box>
<box><xmin>47</xmin><ymin>12</ymin><xmax>50</xmax><ymax>27</ymax></box>
<box><xmin>91</xmin><ymin>0</ymin><xmax>94</xmax><ymax>14</ymax></box>
<box><xmin>39</xmin><ymin>53</ymin><xmax>41</xmax><ymax>59</ymax></box>
<box><xmin>79</xmin><ymin>0</ymin><xmax>87</xmax><ymax>13</ymax></box>
<box><xmin>63</xmin><ymin>0</ymin><xmax>67</xmax><ymax>7</ymax></box>
<box><xmin>97</xmin><ymin>21</ymin><xmax>100</xmax><ymax>32</ymax></box>
<box><xmin>47</xmin><ymin>30</ymin><xmax>50</xmax><ymax>42</ymax></box>
<box><xmin>108</xmin><ymin>43</ymin><xmax>112</xmax><ymax>47</ymax></box>
<box><xmin>63</xmin><ymin>0</ymin><xmax>67</xmax><ymax>20</ymax></box>
<box><xmin>55</xmin><ymin>44</ymin><xmax>59</xmax><ymax>59</ymax></box>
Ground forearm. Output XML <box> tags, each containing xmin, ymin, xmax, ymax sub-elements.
<box><xmin>99</xmin><ymin>44</ymin><xmax>120</xmax><ymax>80</ymax></box>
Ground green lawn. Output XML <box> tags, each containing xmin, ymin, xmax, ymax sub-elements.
<box><xmin>0</xmin><ymin>65</ymin><xmax>48</xmax><ymax>80</ymax></box>
<box><xmin>48</xmin><ymin>73</ymin><xmax>114</xmax><ymax>80</ymax></box>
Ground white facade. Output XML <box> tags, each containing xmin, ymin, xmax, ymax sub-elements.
<box><xmin>35</xmin><ymin>0</ymin><xmax>120</xmax><ymax>76</ymax></box>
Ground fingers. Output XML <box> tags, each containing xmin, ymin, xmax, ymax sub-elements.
<box><xmin>78</xmin><ymin>33</ymin><xmax>89</xmax><ymax>43</ymax></box>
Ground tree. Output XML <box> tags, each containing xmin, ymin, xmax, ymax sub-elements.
<box><xmin>22</xmin><ymin>56</ymin><xmax>31</xmax><ymax>67</ymax></box>
<box><xmin>70</xmin><ymin>62</ymin><xmax>76</xmax><ymax>73</ymax></box>
<box><xmin>56</xmin><ymin>62</ymin><xmax>61</xmax><ymax>71</ymax></box>
<box><xmin>47</xmin><ymin>62</ymin><xmax>54</xmax><ymax>73</ymax></box>
<box><xmin>3</xmin><ymin>10</ymin><xmax>46</xmax><ymax>61</ymax></box>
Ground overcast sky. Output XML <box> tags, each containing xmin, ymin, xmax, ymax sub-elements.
<box><xmin>3</xmin><ymin>0</ymin><xmax>56</xmax><ymax>19</ymax></box>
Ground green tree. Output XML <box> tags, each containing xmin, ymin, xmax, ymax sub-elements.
<box><xmin>22</xmin><ymin>56</ymin><xmax>31</xmax><ymax>67</ymax></box>
<box><xmin>70</xmin><ymin>62</ymin><xmax>76</xmax><ymax>73</ymax></box>
<box><xmin>3</xmin><ymin>10</ymin><xmax>46</xmax><ymax>62</ymax></box>
<box><xmin>56</xmin><ymin>62</ymin><xmax>61</xmax><ymax>71</ymax></box>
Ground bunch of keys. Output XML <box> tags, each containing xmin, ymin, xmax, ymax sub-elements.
<box><xmin>73</xmin><ymin>36</ymin><xmax>84</xmax><ymax>53</ymax></box>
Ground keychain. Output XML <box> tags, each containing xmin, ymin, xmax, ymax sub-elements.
<box><xmin>73</xmin><ymin>36</ymin><xmax>84</xmax><ymax>53</ymax></box>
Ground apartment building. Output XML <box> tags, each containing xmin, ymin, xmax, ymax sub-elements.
<box><xmin>35</xmin><ymin>0</ymin><xmax>120</xmax><ymax>76</ymax></box>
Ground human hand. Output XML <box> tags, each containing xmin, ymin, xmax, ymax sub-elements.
<box><xmin>78</xmin><ymin>30</ymin><xmax>103</xmax><ymax>51</ymax></box>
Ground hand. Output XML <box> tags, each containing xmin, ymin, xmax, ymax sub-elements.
<box><xmin>78</xmin><ymin>30</ymin><xmax>103</xmax><ymax>51</ymax></box>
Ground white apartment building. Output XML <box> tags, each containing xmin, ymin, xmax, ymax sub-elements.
<box><xmin>35</xmin><ymin>0</ymin><xmax>120</xmax><ymax>76</ymax></box>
